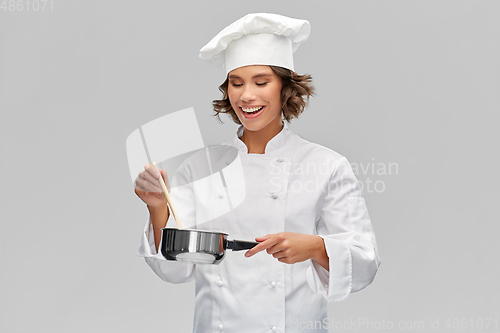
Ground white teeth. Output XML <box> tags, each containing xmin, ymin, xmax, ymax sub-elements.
<box><xmin>242</xmin><ymin>106</ymin><xmax>263</xmax><ymax>113</ymax></box>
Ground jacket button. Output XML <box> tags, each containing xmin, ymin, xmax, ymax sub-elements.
<box><xmin>277</xmin><ymin>157</ymin><xmax>284</xmax><ymax>162</ymax></box>
<box><xmin>271</xmin><ymin>326</ymin><xmax>277</xmax><ymax>332</ymax></box>
<box><xmin>218</xmin><ymin>323</ymin><xmax>224</xmax><ymax>329</ymax></box>
<box><xmin>217</xmin><ymin>280</ymin><xmax>223</xmax><ymax>287</ymax></box>
<box><xmin>219</xmin><ymin>192</ymin><xmax>224</xmax><ymax>198</ymax></box>
<box><xmin>271</xmin><ymin>193</ymin><xmax>278</xmax><ymax>199</ymax></box>
<box><xmin>270</xmin><ymin>281</ymin><xmax>277</xmax><ymax>288</ymax></box>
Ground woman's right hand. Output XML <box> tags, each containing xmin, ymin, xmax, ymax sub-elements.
<box><xmin>134</xmin><ymin>164</ymin><xmax>170</xmax><ymax>211</ymax></box>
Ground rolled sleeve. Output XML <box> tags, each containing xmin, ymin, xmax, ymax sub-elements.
<box><xmin>307</xmin><ymin>157</ymin><xmax>381</xmax><ymax>301</ymax></box>
<box><xmin>137</xmin><ymin>215</ymin><xmax>195</xmax><ymax>284</ymax></box>
<box><xmin>137</xmin><ymin>217</ymin><xmax>165</xmax><ymax>260</ymax></box>
<box><xmin>307</xmin><ymin>236</ymin><xmax>352</xmax><ymax>301</ymax></box>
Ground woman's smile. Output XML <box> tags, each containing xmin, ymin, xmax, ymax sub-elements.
<box><xmin>240</xmin><ymin>105</ymin><xmax>265</xmax><ymax>118</ymax></box>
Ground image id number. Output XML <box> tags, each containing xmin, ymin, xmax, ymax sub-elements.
<box><xmin>1</xmin><ymin>0</ymin><xmax>54</xmax><ymax>11</ymax></box>
<box><xmin>444</xmin><ymin>318</ymin><xmax>498</xmax><ymax>330</ymax></box>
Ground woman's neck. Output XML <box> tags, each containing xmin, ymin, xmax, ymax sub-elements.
<box><xmin>240</xmin><ymin>121</ymin><xmax>283</xmax><ymax>154</ymax></box>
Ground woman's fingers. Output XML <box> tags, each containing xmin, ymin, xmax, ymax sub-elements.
<box><xmin>135</xmin><ymin>174</ymin><xmax>156</xmax><ymax>192</ymax></box>
<box><xmin>135</xmin><ymin>164</ymin><xmax>169</xmax><ymax>193</ymax></box>
<box><xmin>144</xmin><ymin>163</ymin><xmax>161</xmax><ymax>179</ymax></box>
<box><xmin>246</xmin><ymin>232</ymin><xmax>320</xmax><ymax>265</ymax></box>
<box><xmin>143</xmin><ymin>168</ymin><xmax>162</xmax><ymax>189</ymax></box>
<box><xmin>135</xmin><ymin>176</ymin><xmax>162</xmax><ymax>193</ymax></box>
<box><xmin>266</xmin><ymin>243</ymin><xmax>286</xmax><ymax>256</ymax></box>
<box><xmin>255</xmin><ymin>235</ymin><xmax>272</xmax><ymax>242</ymax></box>
<box><xmin>146</xmin><ymin>164</ymin><xmax>171</xmax><ymax>190</ymax></box>
<box><xmin>134</xmin><ymin>164</ymin><xmax>171</xmax><ymax>209</ymax></box>
<box><xmin>244</xmin><ymin>237</ymin><xmax>278</xmax><ymax>257</ymax></box>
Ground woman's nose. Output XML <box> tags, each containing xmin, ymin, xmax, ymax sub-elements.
<box><xmin>241</xmin><ymin>85</ymin><xmax>255</xmax><ymax>102</ymax></box>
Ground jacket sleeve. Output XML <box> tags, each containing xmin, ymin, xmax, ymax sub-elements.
<box><xmin>306</xmin><ymin>156</ymin><xmax>381</xmax><ymax>302</ymax></box>
<box><xmin>137</xmin><ymin>214</ymin><xmax>195</xmax><ymax>284</ymax></box>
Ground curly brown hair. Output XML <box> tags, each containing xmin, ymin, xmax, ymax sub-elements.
<box><xmin>212</xmin><ymin>66</ymin><xmax>314</xmax><ymax>124</ymax></box>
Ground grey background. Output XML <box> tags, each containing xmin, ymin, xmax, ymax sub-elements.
<box><xmin>1</xmin><ymin>1</ymin><xmax>499</xmax><ymax>332</ymax></box>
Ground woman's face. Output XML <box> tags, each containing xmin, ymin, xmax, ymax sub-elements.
<box><xmin>227</xmin><ymin>65</ymin><xmax>283</xmax><ymax>133</ymax></box>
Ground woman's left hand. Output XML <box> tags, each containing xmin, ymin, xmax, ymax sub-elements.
<box><xmin>245</xmin><ymin>232</ymin><xmax>329</xmax><ymax>270</ymax></box>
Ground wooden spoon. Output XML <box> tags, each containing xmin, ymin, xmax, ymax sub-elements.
<box><xmin>152</xmin><ymin>162</ymin><xmax>184</xmax><ymax>229</ymax></box>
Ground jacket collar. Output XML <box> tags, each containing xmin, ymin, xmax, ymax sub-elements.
<box><xmin>233</xmin><ymin>121</ymin><xmax>292</xmax><ymax>154</ymax></box>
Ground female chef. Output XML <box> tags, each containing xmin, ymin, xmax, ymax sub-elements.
<box><xmin>135</xmin><ymin>13</ymin><xmax>380</xmax><ymax>333</ymax></box>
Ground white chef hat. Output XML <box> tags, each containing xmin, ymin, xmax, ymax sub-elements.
<box><xmin>199</xmin><ymin>13</ymin><xmax>310</xmax><ymax>75</ymax></box>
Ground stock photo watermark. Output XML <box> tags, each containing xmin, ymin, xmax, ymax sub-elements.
<box><xmin>269</xmin><ymin>157</ymin><xmax>398</xmax><ymax>195</ymax></box>
<box><xmin>291</xmin><ymin>317</ymin><xmax>499</xmax><ymax>331</ymax></box>
<box><xmin>351</xmin><ymin>158</ymin><xmax>399</xmax><ymax>194</ymax></box>
<box><xmin>1</xmin><ymin>0</ymin><xmax>54</xmax><ymax>12</ymax></box>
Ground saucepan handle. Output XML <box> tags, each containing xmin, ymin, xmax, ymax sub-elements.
<box><xmin>227</xmin><ymin>240</ymin><xmax>260</xmax><ymax>251</ymax></box>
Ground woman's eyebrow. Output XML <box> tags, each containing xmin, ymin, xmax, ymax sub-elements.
<box><xmin>228</xmin><ymin>73</ymin><xmax>273</xmax><ymax>79</ymax></box>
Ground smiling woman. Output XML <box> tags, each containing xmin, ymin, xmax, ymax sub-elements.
<box><xmin>135</xmin><ymin>12</ymin><xmax>381</xmax><ymax>333</ymax></box>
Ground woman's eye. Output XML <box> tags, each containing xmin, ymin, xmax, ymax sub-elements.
<box><xmin>231</xmin><ymin>83</ymin><xmax>243</xmax><ymax>87</ymax></box>
<box><xmin>256</xmin><ymin>82</ymin><xmax>268</xmax><ymax>86</ymax></box>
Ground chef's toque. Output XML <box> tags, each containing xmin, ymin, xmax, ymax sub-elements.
<box><xmin>199</xmin><ymin>13</ymin><xmax>310</xmax><ymax>75</ymax></box>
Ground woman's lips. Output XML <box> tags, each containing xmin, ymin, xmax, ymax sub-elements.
<box><xmin>240</xmin><ymin>106</ymin><xmax>265</xmax><ymax>119</ymax></box>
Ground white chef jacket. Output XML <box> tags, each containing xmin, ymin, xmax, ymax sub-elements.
<box><xmin>137</xmin><ymin>121</ymin><xmax>381</xmax><ymax>333</ymax></box>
